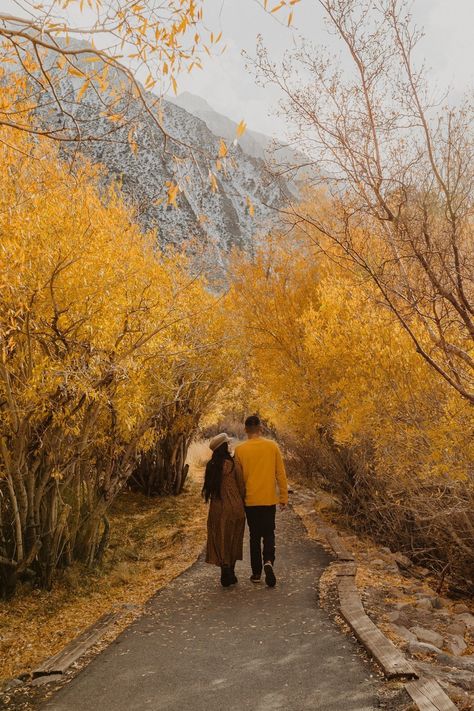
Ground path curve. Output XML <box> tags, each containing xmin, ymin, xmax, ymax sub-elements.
<box><xmin>43</xmin><ymin>508</ymin><xmax>381</xmax><ymax>711</ymax></box>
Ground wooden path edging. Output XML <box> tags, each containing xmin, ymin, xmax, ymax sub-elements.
<box><xmin>22</xmin><ymin>543</ymin><xmax>208</xmax><ymax>686</ymax></box>
<box><xmin>291</xmin><ymin>492</ymin><xmax>459</xmax><ymax>711</ymax></box>
<box><xmin>335</xmin><ymin>568</ymin><xmax>416</xmax><ymax>679</ymax></box>
<box><xmin>32</xmin><ymin>608</ymin><xmax>127</xmax><ymax>678</ymax></box>
<box><xmin>405</xmin><ymin>679</ymin><xmax>458</xmax><ymax>711</ymax></box>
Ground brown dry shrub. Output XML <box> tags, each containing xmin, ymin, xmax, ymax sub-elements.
<box><xmin>283</xmin><ymin>433</ymin><xmax>474</xmax><ymax>595</ymax></box>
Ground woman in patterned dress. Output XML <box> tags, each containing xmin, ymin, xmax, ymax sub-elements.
<box><xmin>202</xmin><ymin>433</ymin><xmax>246</xmax><ymax>587</ymax></box>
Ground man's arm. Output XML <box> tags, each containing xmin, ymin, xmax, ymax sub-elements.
<box><xmin>275</xmin><ymin>444</ymin><xmax>288</xmax><ymax>505</ymax></box>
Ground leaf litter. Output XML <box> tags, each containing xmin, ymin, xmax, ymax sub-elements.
<box><xmin>0</xmin><ymin>478</ymin><xmax>207</xmax><ymax>690</ymax></box>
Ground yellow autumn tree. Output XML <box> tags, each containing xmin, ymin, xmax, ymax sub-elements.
<box><xmin>255</xmin><ymin>0</ymin><xmax>473</xmax><ymax>405</ymax></box>
<box><xmin>130</xmin><ymin>281</ymin><xmax>241</xmax><ymax>496</ymax></box>
<box><xmin>228</xmin><ymin>227</ymin><xmax>474</xmax><ymax>588</ymax></box>
<box><xmin>0</xmin><ymin>112</ymin><xmax>237</xmax><ymax>596</ymax></box>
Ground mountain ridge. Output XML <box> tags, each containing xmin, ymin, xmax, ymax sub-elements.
<box><xmin>169</xmin><ymin>90</ymin><xmax>307</xmax><ymax>171</ymax></box>
<box><xmin>31</xmin><ymin>41</ymin><xmax>291</xmax><ymax>256</ymax></box>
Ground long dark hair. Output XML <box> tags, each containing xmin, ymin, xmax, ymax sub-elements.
<box><xmin>202</xmin><ymin>442</ymin><xmax>233</xmax><ymax>502</ymax></box>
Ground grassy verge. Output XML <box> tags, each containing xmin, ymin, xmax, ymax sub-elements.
<box><xmin>0</xmin><ymin>475</ymin><xmax>207</xmax><ymax>688</ymax></box>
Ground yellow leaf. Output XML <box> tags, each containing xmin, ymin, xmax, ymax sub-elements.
<box><xmin>100</xmin><ymin>112</ymin><xmax>122</xmax><ymax>122</ymax></box>
<box><xmin>128</xmin><ymin>127</ymin><xmax>138</xmax><ymax>155</ymax></box>
<box><xmin>68</xmin><ymin>66</ymin><xmax>84</xmax><ymax>77</ymax></box>
<box><xmin>271</xmin><ymin>2</ymin><xmax>285</xmax><ymax>13</ymax></box>
<box><xmin>218</xmin><ymin>139</ymin><xmax>228</xmax><ymax>158</ymax></box>
<box><xmin>287</xmin><ymin>10</ymin><xmax>293</xmax><ymax>25</ymax></box>
<box><xmin>171</xmin><ymin>76</ymin><xmax>178</xmax><ymax>95</ymax></box>
<box><xmin>77</xmin><ymin>79</ymin><xmax>90</xmax><ymax>102</ymax></box>
<box><xmin>236</xmin><ymin>120</ymin><xmax>247</xmax><ymax>138</ymax></box>
<box><xmin>209</xmin><ymin>172</ymin><xmax>218</xmax><ymax>193</ymax></box>
<box><xmin>246</xmin><ymin>196</ymin><xmax>255</xmax><ymax>217</ymax></box>
<box><xmin>167</xmin><ymin>182</ymin><xmax>179</xmax><ymax>207</ymax></box>
<box><xmin>145</xmin><ymin>74</ymin><xmax>156</xmax><ymax>89</ymax></box>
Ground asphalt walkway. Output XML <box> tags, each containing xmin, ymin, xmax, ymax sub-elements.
<box><xmin>43</xmin><ymin>507</ymin><xmax>381</xmax><ymax>711</ymax></box>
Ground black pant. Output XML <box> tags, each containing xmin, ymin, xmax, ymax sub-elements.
<box><xmin>245</xmin><ymin>505</ymin><xmax>276</xmax><ymax>576</ymax></box>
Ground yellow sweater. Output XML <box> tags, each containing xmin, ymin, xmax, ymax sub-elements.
<box><xmin>234</xmin><ymin>437</ymin><xmax>288</xmax><ymax>506</ymax></box>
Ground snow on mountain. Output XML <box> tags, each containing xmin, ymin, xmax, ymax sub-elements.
<box><xmin>170</xmin><ymin>91</ymin><xmax>308</xmax><ymax>173</ymax></box>
<box><xmin>34</xmin><ymin>43</ymin><xmax>291</xmax><ymax>257</ymax></box>
<box><xmin>170</xmin><ymin>92</ymin><xmax>269</xmax><ymax>161</ymax></box>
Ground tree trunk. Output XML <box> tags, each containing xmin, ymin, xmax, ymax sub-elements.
<box><xmin>130</xmin><ymin>432</ymin><xmax>191</xmax><ymax>496</ymax></box>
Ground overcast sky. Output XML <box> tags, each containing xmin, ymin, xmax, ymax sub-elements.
<box><xmin>174</xmin><ymin>0</ymin><xmax>474</xmax><ymax>141</ymax></box>
<box><xmin>1</xmin><ymin>0</ymin><xmax>473</xmax><ymax>142</ymax></box>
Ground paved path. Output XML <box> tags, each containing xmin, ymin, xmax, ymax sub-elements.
<box><xmin>43</xmin><ymin>508</ymin><xmax>381</xmax><ymax>711</ymax></box>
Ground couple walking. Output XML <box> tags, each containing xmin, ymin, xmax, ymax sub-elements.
<box><xmin>202</xmin><ymin>415</ymin><xmax>288</xmax><ymax>587</ymax></box>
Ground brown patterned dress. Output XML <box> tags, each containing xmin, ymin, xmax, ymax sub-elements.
<box><xmin>205</xmin><ymin>459</ymin><xmax>246</xmax><ymax>567</ymax></box>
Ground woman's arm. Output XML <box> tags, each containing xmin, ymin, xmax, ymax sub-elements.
<box><xmin>233</xmin><ymin>458</ymin><xmax>246</xmax><ymax>501</ymax></box>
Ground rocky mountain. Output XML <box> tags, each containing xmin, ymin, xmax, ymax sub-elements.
<box><xmin>34</xmin><ymin>42</ymin><xmax>292</xmax><ymax>259</ymax></box>
<box><xmin>170</xmin><ymin>91</ymin><xmax>307</xmax><ymax>171</ymax></box>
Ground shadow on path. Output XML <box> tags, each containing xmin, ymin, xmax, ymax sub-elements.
<box><xmin>43</xmin><ymin>508</ymin><xmax>380</xmax><ymax>711</ymax></box>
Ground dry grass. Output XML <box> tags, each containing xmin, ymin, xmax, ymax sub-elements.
<box><xmin>186</xmin><ymin>439</ymin><xmax>211</xmax><ymax>476</ymax></box>
<box><xmin>0</xmin><ymin>476</ymin><xmax>207</xmax><ymax>687</ymax></box>
<box><xmin>186</xmin><ymin>437</ymin><xmax>243</xmax><ymax>476</ymax></box>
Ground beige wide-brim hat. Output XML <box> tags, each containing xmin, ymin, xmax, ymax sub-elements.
<box><xmin>209</xmin><ymin>432</ymin><xmax>230</xmax><ymax>451</ymax></box>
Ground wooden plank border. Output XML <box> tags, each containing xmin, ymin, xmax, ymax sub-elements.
<box><xmin>291</xmin><ymin>491</ymin><xmax>462</xmax><ymax>707</ymax></box>
<box><xmin>315</xmin><ymin>513</ymin><xmax>416</xmax><ymax>678</ymax></box>
<box><xmin>405</xmin><ymin>678</ymin><xmax>459</xmax><ymax>711</ymax></box>
<box><xmin>337</xmin><ymin>575</ymin><xmax>417</xmax><ymax>679</ymax></box>
<box><xmin>32</xmin><ymin>609</ymin><xmax>126</xmax><ymax>678</ymax></box>
<box><xmin>22</xmin><ymin>543</ymin><xmax>207</xmax><ymax>687</ymax></box>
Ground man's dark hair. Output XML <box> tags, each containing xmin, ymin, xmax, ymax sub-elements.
<box><xmin>245</xmin><ymin>414</ymin><xmax>261</xmax><ymax>428</ymax></box>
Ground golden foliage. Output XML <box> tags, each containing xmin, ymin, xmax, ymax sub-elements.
<box><xmin>228</xmin><ymin>229</ymin><xmax>473</xmax><ymax>484</ymax></box>
<box><xmin>0</xmin><ymin>115</ymin><xmax>237</xmax><ymax>593</ymax></box>
<box><xmin>227</xmin><ymin>222</ymin><xmax>473</xmax><ymax>582</ymax></box>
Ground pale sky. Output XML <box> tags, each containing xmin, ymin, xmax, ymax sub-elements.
<box><xmin>175</xmin><ymin>0</ymin><xmax>474</xmax><ymax>141</ymax></box>
<box><xmin>1</xmin><ymin>0</ymin><xmax>473</xmax><ymax>142</ymax></box>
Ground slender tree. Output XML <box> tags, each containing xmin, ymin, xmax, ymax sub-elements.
<box><xmin>0</xmin><ymin>122</ymin><xmax>237</xmax><ymax>596</ymax></box>
<box><xmin>253</xmin><ymin>0</ymin><xmax>473</xmax><ymax>403</ymax></box>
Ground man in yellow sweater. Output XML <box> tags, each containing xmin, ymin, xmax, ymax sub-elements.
<box><xmin>234</xmin><ymin>415</ymin><xmax>288</xmax><ymax>587</ymax></box>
